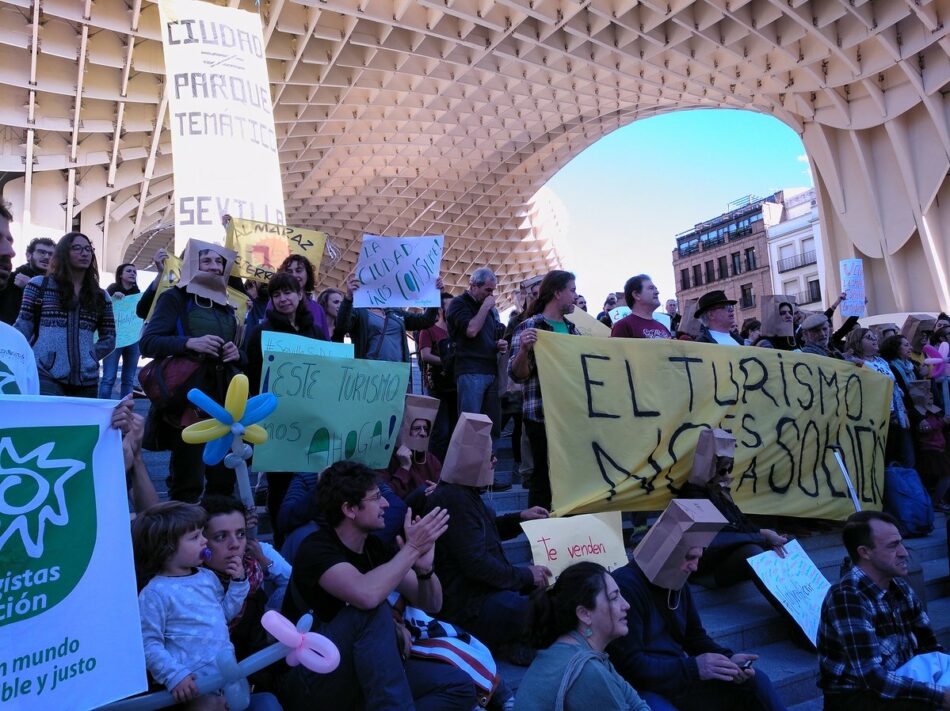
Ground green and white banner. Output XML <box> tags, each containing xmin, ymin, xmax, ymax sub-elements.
<box><xmin>0</xmin><ymin>397</ymin><xmax>146</xmax><ymax>709</ymax></box>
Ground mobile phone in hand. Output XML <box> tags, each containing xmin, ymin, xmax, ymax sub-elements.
<box><xmin>740</xmin><ymin>659</ymin><xmax>755</xmax><ymax>670</ymax></box>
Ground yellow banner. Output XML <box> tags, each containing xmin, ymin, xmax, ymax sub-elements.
<box><xmin>534</xmin><ymin>333</ymin><xmax>892</xmax><ymax>520</ymax></box>
<box><xmin>225</xmin><ymin>218</ymin><xmax>327</xmax><ymax>283</ymax></box>
<box><xmin>565</xmin><ymin>308</ymin><xmax>611</xmax><ymax>337</ymax></box>
<box><xmin>520</xmin><ymin>511</ymin><xmax>628</xmax><ymax>585</ymax></box>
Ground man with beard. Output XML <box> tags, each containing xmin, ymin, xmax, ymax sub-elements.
<box><xmin>0</xmin><ymin>236</ymin><xmax>53</xmax><ymax>324</ymax></box>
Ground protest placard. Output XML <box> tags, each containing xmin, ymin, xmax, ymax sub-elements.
<box><xmin>261</xmin><ymin>331</ymin><xmax>353</xmax><ymax>359</ymax></box>
<box><xmin>533</xmin><ymin>333</ymin><xmax>892</xmax><ymax>518</ymax></box>
<box><xmin>159</xmin><ymin>0</ymin><xmax>285</xmax><ymax>252</ymax></box>
<box><xmin>353</xmin><ymin>235</ymin><xmax>444</xmax><ymax>309</ymax></box>
<box><xmin>748</xmin><ymin>539</ymin><xmax>830</xmax><ymax>646</ymax></box>
<box><xmin>608</xmin><ymin>305</ymin><xmax>632</xmax><ymax>324</ymax></box>
<box><xmin>253</xmin><ymin>354</ymin><xmax>410</xmax><ymax>472</ymax></box>
<box><xmin>225</xmin><ymin>218</ymin><xmax>328</xmax><ymax>283</ymax></box>
<box><xmin>143</xmin><ymin>255</ymin><xmax>182</xmax><ymax>322</ymax></box>
<box><xmin>112</xmin><ymin>293</ymin><xmax>144</xmax><ymax>349</ymax></box>
<box><xmin>565</xmin><ymin>308</ymin><xmax>611</xmax><ymax>338</ymax></box>
<box><xmin>520</xmin><ymin>512</ymin><xmax>628</xmax><ymax>585</ymax></box>
<box><xmin>839</xmin><ymin>259</ymin><xmax>865</xmax><ymax>318</ymax></box>
<box><xmin>0</xmin><ymin>397</ymin><xmax>146</xmax><ymax>709</ymax></box>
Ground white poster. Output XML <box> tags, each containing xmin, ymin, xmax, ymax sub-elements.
<box><xmin>839</xmin><ymin>259</ymin><xmax>865</xmax><ymax>318</ymax></box>
<box><xmin>608</xmin><ymin>305</ymin><xmax>632</xmax><ymax>323</ymax></box>
<box><xmin>747</xmin><ymin>539</ymin><xmax>830</xmax><ymax>646</ymax></box>
<box><xmin>520</xmin><ymin>511</ymin><xmax>628</xmax><ymax>586</ymax></box>
<box><xmin>353</xmin><ymin>235</ymin><xmax>444</xmax><ymax>309</ymax></box>
<box><xmin>0</xmin><ymin>397</ymin><xmax>146</xmax><ymax>709</ymax></box>
<box><xmin>159</xmin><ymin>0</ymin><xmax>286</xmax><ymax>253</ymax></box>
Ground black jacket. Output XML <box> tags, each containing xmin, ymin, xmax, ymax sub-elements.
<box><xmin>245</xmin><ymin>307</ymin><xmax>321</xmax><ymax>394</ymax></box>
<box><xmin>427</xmin><ymin>481</ymin><xmax>535</xmax><ymax>623</ymax></box>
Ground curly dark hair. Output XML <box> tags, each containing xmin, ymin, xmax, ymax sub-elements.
<box><xmin>528</xmin><ymin>562</ymin><xmax>610</xmax><ymax>648</ymax></box>
<box><xmin>132</xmin><ymin>501</ymin><xmax>207</xmax><ymax>589</ymax></box>
<box><xmin>200</xmin><ymin>494</ymin><xmax>247</xmax><ymax>520</ymax></box>
<box><xmin>315</xmin><ymin>460</ymin><xmax>380</xmax><ymax>527</ymax></box>
<box><xmin>48</xmin><ymin>232</ymin><xmax>105</xmax><ymax>312</ymax></box>
<box><xmin>279</xmin><ymin>254</ymin><xmax>316</xmax><ymax>294</ymax></box>
<box><xmin>879</xmin><ymin>334</ymin><xmax>908</xmax><ymax>361</ymax></box>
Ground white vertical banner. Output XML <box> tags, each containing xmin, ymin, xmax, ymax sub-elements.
<box><xmin>0</xmin><ymin>396</ymin><xmax>146</xmax><ymax>709</ymax></box>
<box><xmin>838</xmin><ymin>259</ymin><xmax>865</xmax><ymax>318</ymax></box>
<box><xmin>159</xmin><ymin>0</ymin><xmax>286</xmax><ymax>253</ymax></box>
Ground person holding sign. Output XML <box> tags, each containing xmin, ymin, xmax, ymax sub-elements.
<box><xmin>818</xmin><ymin>511</ymin><xmax>950</xmax><ymax>710</ymax></box>
<box><xmin>99</xmin><ymin>262</ymin><xmax>142</xmax><ymax>399</ymax></box>
<box><xmin>608</xmin><ymin>500</ymin><xmax>785</xmax><ymax>711</ymax></box>
<box><xmin>515</xmin><ymin>562</ymin><xmax>650</xmax><ymax>710</ymax></box>
<box><xmin>509</xmin><ymin>270</ymin><xmax>581</xmax><ymax>509</ymax></box>
<box><xmin>280</xmin><ymin>461</ymin><xmax>475</xmax><ymax>711</ymax></box>
<box><xmin>610</xmin><ymin>274</ymin><xmax>672</xmax><ymax>339</ymax></box>
<box><xmin>335</xmin><ymin>272</ymin><xmax>443</xmax><ymax>362</ymax></box>
<box><xmin>140</xmin><ymin>241</ymin><xmax>245</xmax><ymax>503</ymax></box>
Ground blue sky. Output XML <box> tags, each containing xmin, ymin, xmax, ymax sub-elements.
<box><xmin>546</xmin><ymin>108</ymin><xmax>813</xmax><ymax>312</ymax></box>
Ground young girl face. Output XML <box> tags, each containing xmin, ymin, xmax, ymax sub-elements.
<box><xmin>165</xmin><ymin>527</ymin><xmax>207</xmax><ymax>573</ymax></box>
<box><xmin>325</xmin><ymin>292</ymin><xmax>343</xmax><ymax>319</ymax></box>
<box><xmin>203</xmin><ymin>511</ymin><xmax>247</xmax><ymax>574</ymax></box>
<box><xmin>121</xmin><ymin>265</ymin><xmax>137</xmax><ymax>286</ymax></box>
<box><xmin>285</xmin><ymin>260</ymin><xmax>308</xmax><ymax>290</ymax></box>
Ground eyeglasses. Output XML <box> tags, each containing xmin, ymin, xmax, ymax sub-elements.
<box><xmin>70</xmin><ymin>244</ymin><xmax>94</xmax><ymax>254</ymax></box>
<box><xmin>361</xmin><ymin>491</ymin><xmax>383</xmax><ymax>503</ymax></box>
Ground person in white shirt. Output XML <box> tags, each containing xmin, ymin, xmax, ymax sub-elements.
<box><xmin>0</xmin><ymin>202</ymin><xmax>40</xmax><ymax>395</ymax></box>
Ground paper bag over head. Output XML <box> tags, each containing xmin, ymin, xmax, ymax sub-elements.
<box><xmin>633</xmin><ymin>500</ymin><xmax>727</xmax><ymax>590</ymax></box>
<box><xmin>399</xmin><ymin>394</ymin><xmax>440</xmax><ymax>451</ymax></box>
<box><xmin>677</xmin><ymin>298</ymin><xmax>701</xmax><ymax>338</ymax></box>
<box><xmin>440</xmin><ymin>413</ymin><xmax>493</xmax><ymax>487</ymax></box>
<box><xmin>178</xmin><ymin>239</ymin><xmax>238</xmax><ymax>306</ymax></box>
<box><xmin>902</xmin><ymin>314</ymin><xmax>936</xmax><ymax>351</ymax></box>
<box><xmin>689</xmin><ymin>428</ymin><xmax>737</xmax><ymax>486</ymax></box>
<box><xmin>759</xmin><ymin>295</ymin><xmax>796</xmax><ymax>338</ymax></box>
<box><xmin>908</xmin><ymin>380</ymin><xmax>942</xmax><ymax>415</ymax></box>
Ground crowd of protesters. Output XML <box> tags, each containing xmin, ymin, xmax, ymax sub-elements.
<box><xmin>2</xmin><ymin>201</ymin><xmax>950</xmax><ymax>710</ymax></box>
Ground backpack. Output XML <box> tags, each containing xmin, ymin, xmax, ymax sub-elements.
<box><xmin>883</xmin><ymin>465</ymin><xmax>935</xmax><ymax>537</ymax></box>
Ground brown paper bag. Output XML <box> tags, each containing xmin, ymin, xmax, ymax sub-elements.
<box><xmin>759</xmin><ymin>295</ymin><xmax>797</xmax><ymax>338</ymax></box>
<box><xmin>177</xmin><ymin>239</ymin><xmax>238</xmax><ymax>306</ymax></box>
<box><xmin>399</xmin><ymin>394</ymin><xmax>440</xmax><ymax>451</ymax></box>
<box><xmin>901</xmin><ymin>314</ymin><xmax>936</xmax><ymax>351</ymax></box>
<box><xmin>632</xmin><ymin>500</ymin><xmax>727</xmax><ymax>590</ymax></box>
<box><xmin>908</xmin><ymin>380</ymin><xmax>942</xmax><ymax>415</ymax></box>
<box><xmin>688</xmin><ymin>428</ymin><xmax>737</xmax><ymax>485</ymax></box>
<box><xmin>677</xmin><ymin>298</ymin><xmax>701</xmax><ymax>338</ymax></box>
<box><xmin>869</xmin><ymin>322</ymin><xmax>900</xmax><ymax>340</ymax></box>
<box><xmin>440</xmin><ymin>413</ymin><xmax>494</xmax><ymax>487</ymax></box>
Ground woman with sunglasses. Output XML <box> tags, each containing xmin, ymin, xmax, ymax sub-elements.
<box><xmin>14</xmin><ymin>232</ymin><xmax>114</xmax><ymax>397</ymax></box>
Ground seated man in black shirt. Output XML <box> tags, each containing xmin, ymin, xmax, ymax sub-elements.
<box><xmin>280</xmin><ymin>460</ymin><xmax>474</xmax><ymax>711</ymax></box>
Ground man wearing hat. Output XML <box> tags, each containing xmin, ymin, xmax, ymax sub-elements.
<box><xmin>607</xmin><ymin>501</ymin><xmax>785</xmax><ymax>710</ymax></box>
<box><xmin>693</xmin><ymin>289</ymin><xmax>742</xmax><ymax>345</ymax></box>
<box><xmin>800</xmin><ymin>313</ymin><xmax>845</xmax><ymax>359</ymax></box>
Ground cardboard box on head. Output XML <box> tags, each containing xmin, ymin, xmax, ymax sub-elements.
<box><xmin>177</xmin><ymin>239</ymin><xmax>238</xmax><ymax>306</ymax></box>
<box><xmin>902</xmin><ymin>314</ymin><xmax>937</xmax><ymax>351</ymax></box>
<box><xmin>908</xmin><ymin>380</ymin><xmax>942</xmax><ymax>415</ymax></box>
<box><xmin>689</xmin><ymin>428</ymin><xmax>737</xmax><ymax>486</ymax></box>
<box><xmin>870</xmin><ymin>322</ymin><xmax>900</xmax><ymax>340</ymax></box>
<box><xmin>440</xmin><ymin>413</ymin><xmax>493</xmax><ymax>487</ymax></box>
<box><xmin>400</xmin><ymin>394</ymin><xmax>440</xmax><ymax>452</ymax></box>
<box><xmin>677</xmin><ymin>298</ymin><xmax>701</xmax><ymax>338</ymax></box>
<box><xmin>632</xmin><ymin>500</ymin><xmax>727</xmax><ymax>590</ymax></box>
<box><xmin>760</xmin><ymin>295</ymin><xmax>797</xmax><ymax>338</ymax></box>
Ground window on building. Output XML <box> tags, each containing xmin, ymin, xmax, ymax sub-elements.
<box><xmin>731</xmin><ymin>252</ymin><xmax>742</xmax><ymax>276</ymax></box>
<box><xmin>782</xmin><ymin>280</ymin><xmax>797</xmax><ymax>296</ymax></box>
<box><xmin>705</xmin><ymin>260</ymin><xmax>715</xmax><ymax>283</ymax></box>
<box><xmin>745</xmin><ymin>247</ymin><xmax>757</xmax><ymax>271</ymax></box>
<box><xmin>740</xmin><ymin>283</ymin><xmax>754</xmax><ymax>309</ymax></box>
<box><xmin>693</xmin><ymin>264</ymin><xmax>703</xmax><ymax>288</ymax></box>
<box><xmin>680</xmin><ymin>268</ymin><xmax>690</xmax><ymax>291</ymax></box>
<box><xmin>717</xmin><ymin>256</ymin><xmax>728</xmax><ymax>280</ymax></box>
<box><xmin>807</xmin><ymin>278</ymin><xmax>822</xmax><ymax>303</ymax></box>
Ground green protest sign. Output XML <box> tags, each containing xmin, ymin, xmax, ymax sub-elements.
<box><xmin>252</xmin><ymin>354</ymin><xmax>409</xmax><ymax>472</ymax></box>
<box><xmin>261</xmin><ymin>331</ymin><xmax>353</xmax><ymax>359</ymax></box>
<box><xmin>112</xmin><ymin>293</ymin><xmax>144</xmax><ymax>349</ymax></box>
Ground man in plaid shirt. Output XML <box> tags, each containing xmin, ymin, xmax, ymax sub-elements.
<box><xmin>509</xmin><ymin>270</ymin><xmax>580</xmax><ymax>510</ymax></box>
<box><xmin>818</xmin><ymin>511</ymin><xmax>949</xmax><ymax>710</ymax></box>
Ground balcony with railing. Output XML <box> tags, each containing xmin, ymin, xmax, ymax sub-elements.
<box><xmin>776</xmin><ymin>250</ymin><xmax>817</xmax><ymax>273</ymax></box>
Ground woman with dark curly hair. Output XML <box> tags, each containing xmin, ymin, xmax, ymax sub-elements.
<box><xmin>14</xmin><ymin>231</ymin><xmax>114</xmax><ymax>396</ymax></box>
<box><xmin>269</xmin><ymin>254</ymin><xmax>330</xmax><ymax>339</ymax></box>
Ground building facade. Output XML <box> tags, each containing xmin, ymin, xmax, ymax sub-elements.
<box><xmin>672</xmin><ymin>192</ymin><xmax>789</xmax><ymax>327</ymax></box>
<box><xmin>766</xmin><ymin>188</ymin><xmax>826</xmax><ymax>309</ymax></box>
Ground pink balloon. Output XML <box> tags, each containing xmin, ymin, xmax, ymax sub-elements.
<box><xmin>262</xmin><ymin>610</ymin><xmax>304</xmax><ymax>647</ymax></box>
<box><xmin>923</xmin><ymin>345</ymin><xmax>949</xmax><ymax>378</ymax></box>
